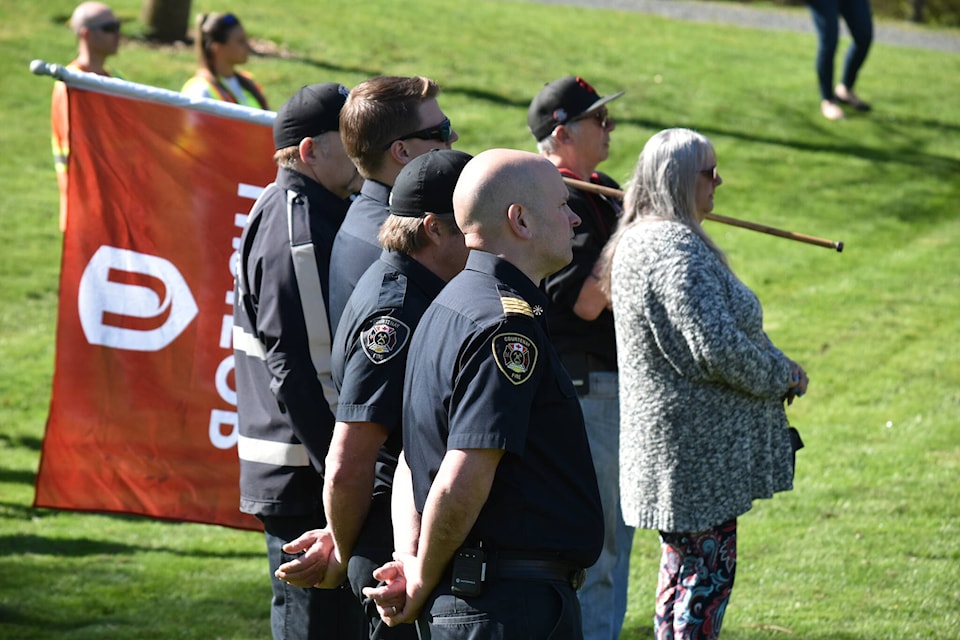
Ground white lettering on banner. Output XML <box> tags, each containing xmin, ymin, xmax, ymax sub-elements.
<box><xmin>78</xmin><ymin>246</ymin><xmax>199</xmax><ymax>351</ymax></box>
<box><xmin>208</xmin><ymin>183</ymin><xmax>264</xmax><ymax>449</ymax></box>
<box><xmin>209</xmin><ymin>409</ymin><xmax>238</xmax><ymax>450</ymax></box>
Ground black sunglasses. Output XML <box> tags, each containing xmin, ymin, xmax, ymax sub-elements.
<box><xmin>92</xmin><ymin>20</ymin><xmax>122</xmax><ymax>34</ymax></box>
<box><xmin>386</xmin><ymin>118</ymin><xmax>453</xmax><ymax>149</ymax></box>
<box><xmin>573</xmin><ymin>108</ymin><xmax>612</xmax><ymax>130</ymax></box>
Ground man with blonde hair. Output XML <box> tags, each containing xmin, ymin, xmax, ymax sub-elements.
<box><xmin>328</xmin><ymin>75</ymin><xmax>459</xmax><ymax>331</ymax></box>
<box><xmin>51</xmin><ymin>2</ymin><xmax>122</xmax><ymax>230</ymax></box>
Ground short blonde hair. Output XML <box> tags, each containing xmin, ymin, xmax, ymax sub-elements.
<box><xmin>378</xmin><ymin>214</ymin><xmax>458</xmax><ymax>254</ymax></box>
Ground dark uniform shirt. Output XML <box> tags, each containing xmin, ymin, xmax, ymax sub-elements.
<box><xmin>403</xmin><ymin>250</ymin><xmax>603</xmax><ymax>569</ymax></box>
<box><xmin>328</xmin><ymin>179</ymin><xmax>391</xmax><ymax>333</ymax></box>
<box><xmin>233</xmin><ymin>167</ymin><xmax>349</xmax><ymax>516</ymax></box>
<box><xmin>543</xmin><ymin>169</ymin><xmax>621</xmax><ymax>390</ymax></box>
<box><xmin>332</xmin><ymin>249</ymin><xmax>446</xmax><ymax>497</ymax></box>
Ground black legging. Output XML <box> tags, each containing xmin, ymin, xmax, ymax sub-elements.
<box><xmin>808</xmin><ymin>0</ymin><xmax>874</xmax><ymax>101</ymax></box>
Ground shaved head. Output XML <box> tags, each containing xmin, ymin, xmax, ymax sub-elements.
<box><xmin>453</xmin><ymin>148</ymin><xmax>579</xmax><ymax>282</ymax></box>
<box><xmin>453</xmin><ymin>149</ymin><xmax>560</xmax><ymax>239</ymax></box>
<box><xmin>70</xmin><ymin>2</ymin><xmax>116</xmax><ymax>33</ymax></box>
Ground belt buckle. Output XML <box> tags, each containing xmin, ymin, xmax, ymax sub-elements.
<box><xmin>570</xmin><ymin>567</ymin><xmax>587</xmax><ymax>590</ymax></box>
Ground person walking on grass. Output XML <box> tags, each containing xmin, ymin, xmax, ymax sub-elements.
<box><xmin>808</xmin><ymin>0</ymin><xmax>874</xmax><ymax>120</ymax></box>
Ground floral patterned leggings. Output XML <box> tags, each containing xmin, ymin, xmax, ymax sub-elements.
<box><xmin>655</xmin><ymin>518</ymin><xmax>737</xmax><ymax>640</ymax></box>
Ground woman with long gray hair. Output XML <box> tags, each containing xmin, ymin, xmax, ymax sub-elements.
<box><xmin>600</xmin><ymin>128</ymin><xmax>807</xmax><ymax>639</ymax></box>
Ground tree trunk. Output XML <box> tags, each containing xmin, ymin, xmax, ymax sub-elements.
<box><xmin>140</xmin><ymin>0</ymin><xmax>193</xmax><ymax>43</ymax></box>
<box><xmin>910</xmin><ymin>0</ymin><xmax>926</xmax><ymax>22</ymax></box>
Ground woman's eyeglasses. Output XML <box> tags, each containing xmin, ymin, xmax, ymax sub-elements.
<box><xmin>385</xmin><ymin>118</ymin><xmax>453</xmax><ymax>149</ymax></box>
<box><xmin>699</xmin><ymin>166</ymin><xmax>720</xmax><ymax>182</ymax></box>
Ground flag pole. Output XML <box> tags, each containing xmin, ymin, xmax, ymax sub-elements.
<box><xmin>30</xmin><ymin>59</ymin><xmax>276</xmax><ymax>126</ymax></box>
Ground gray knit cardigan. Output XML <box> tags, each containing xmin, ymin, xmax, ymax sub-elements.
<box><xmin>612</xmin><ymin>220</ymin><xmax>797</xmax><ymax>533</ymax></box>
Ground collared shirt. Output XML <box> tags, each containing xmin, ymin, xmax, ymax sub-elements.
<box><xmin>233</xmin><ymin>167</ymin><xmax>350</xmax><ymax>516</ymax></box>
<box><xmin>332</xmin><ymin>249</ymin><xmax>446</xmax><ymax>496</ymax></box>
<box><xmin>543</xmin><ymin>169</ymin><xmax>621</xmax><ymax>386</ymax></box>
<box><xmin>402</xmin><ymin>250</ymin><xmax>603</xmax><ymax>568</ymax></box>
<box><xmin>328</xmin><ymin>179</ymin><xmax>392</xmax><ymax>332</ymax></box>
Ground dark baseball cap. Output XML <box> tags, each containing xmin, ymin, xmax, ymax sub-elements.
<box><xmin>273</xmin><ymin>82</ymin><xmax>350</xmax><ymax>150</ymax></box>
<box><xmin>388</xmin><ymin>149</ymin><xmax>473</xmax><ymax>218</ymax></box>
<box><xmin>527</xmin><ymin>76</ymin><xmax>624</xmax><ymax>141</ymax></box>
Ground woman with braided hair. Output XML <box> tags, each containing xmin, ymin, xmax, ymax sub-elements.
<box><xmin>181</xmin><ymin>12</ymin><xmax>268</xmax><ymax>109</ymax></box>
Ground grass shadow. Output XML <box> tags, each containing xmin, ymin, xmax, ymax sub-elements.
<box><xmin>0</xmin><ymin>469</ymin><xmax>37</xmax><ymax>487</ymax></box>
<box><xmin>0</xmin><ymin>533</ymin><xmax>262</xmax><ymax>559</ymax></box>
<box><xmin>0</xmin><ymin>433</ymin><xmax>43</xmax><ymax>452</ymax></box>
<box><xmin>0</xmin><ymin>605</ymin><xmax>137</xmax><ymax>635</ymax></box>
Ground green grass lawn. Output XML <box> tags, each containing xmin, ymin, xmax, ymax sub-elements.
<box><xmin>1</xmin><ymin>0</ymin><xmax>958</xmax><ymax>638</ymax></box>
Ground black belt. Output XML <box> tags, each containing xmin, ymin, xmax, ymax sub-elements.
<box><xmin>495</xmin><ymin>558</ymin><xmax>587</xmax><ymax>590</ymax></box>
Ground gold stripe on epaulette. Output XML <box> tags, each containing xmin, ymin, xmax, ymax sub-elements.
<box><xmin>501</xmin><ymin>297</ymin><xmax>533</xmax><ymax>318</ymax></box>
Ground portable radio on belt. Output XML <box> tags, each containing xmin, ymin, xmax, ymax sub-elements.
<box><xmin>451</xmin><ymin>546</ymin><xmax>486</xmax><ymax>597</ymax></box>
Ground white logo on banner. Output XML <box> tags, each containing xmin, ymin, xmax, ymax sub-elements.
<box><xmin>78</xmin><ymin>246</ymin><xmax>199</xmax><ymax>351</ymax></box>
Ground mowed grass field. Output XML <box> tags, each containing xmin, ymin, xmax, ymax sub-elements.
<box><xmin>1</xmin><ymin>0</ymin><xmax>958</xmax><ymax>638</ymax></box>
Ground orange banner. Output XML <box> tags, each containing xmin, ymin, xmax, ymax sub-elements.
<box><xmin>34</xmin><ymin>88</ymin><xmax>277</xmax><ymax>530</ymax></box>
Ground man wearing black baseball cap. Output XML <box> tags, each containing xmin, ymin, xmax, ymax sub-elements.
<box><xmin>529</xmin><ymin>76</ymin><xmax>634</xmax><ymax>640</ymax></box>
<box><xmin>234</xmin><ymin>82</ymin><xmax>365</xmax><ymax>640</ymax></box>
<box><xmin>276</xmin><ymin>150</ymin><xmax>471</xmax><ymax>640</ymax></box>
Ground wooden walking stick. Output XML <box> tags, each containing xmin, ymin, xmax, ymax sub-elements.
<box><xmin>562</xmin><ymin>177</ymin><xmax>844</xmax><ymax>252</ymax></box>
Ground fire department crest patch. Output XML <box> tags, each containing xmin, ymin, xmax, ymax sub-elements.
<box><xmin>492</xmin><ymin>332</ymin><xmax>538</xmax><ymax>385</ymax></box>
<box><xmin>360</xmin><ymin>316</ymin><xmax>411</xmax><ymax>364</ymax></box>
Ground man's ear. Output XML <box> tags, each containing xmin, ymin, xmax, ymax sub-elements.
<box><xmin>422</xmin><ymin>213</ymin><xmax>444</xmax><ymax>246</ymax></box>
<box><xmin>552</xmin><ymin>125</ymin><xmax>571</xmax><ymax>145</ymax></box>
<box><xmin>506</xmin><ymin>203</ymin><xmax>532</xmax><ymax>240</ymax></box>
<box><xmin>386</xmin><ymin>140</ymin><xmax>415</xmax><ymax>165</ymax></box>
<box><xmin>298</xmin><ymin>136</ymin><xmax>317</xmax><ymax>164</ymax></box>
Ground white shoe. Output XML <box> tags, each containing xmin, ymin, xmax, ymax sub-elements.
<box><xmin>821</xmin><ymin>100</ymin><xmax>845</xmax><ymax>120</ymax></box>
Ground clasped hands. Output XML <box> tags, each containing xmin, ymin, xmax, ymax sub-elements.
<box><xmin>361</xmin><ymin>552</ymin><xmax>430</xmax><ymax>627</ymax></box>
<box><xmin>273</xmin><ymin>527</ymin><xmax>346</xmax><ymax>589</ymax></box>
<box><xmin>275</xmin><ymin>538</ymin><xmax>427</xmax><ymax>627</ymax></box>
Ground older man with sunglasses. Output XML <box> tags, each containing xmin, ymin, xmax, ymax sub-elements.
<box><xmin>328</xmin><ymin>75</ymin><xmax>458</xmax><ymax>332</ymax></box>
<box><xmin>51</xmin><ymin>2</ymin><xmax>122</xmax><ymax>231</ymax></box>
<box><xmin>528</xmin><ymin>75</ymin><xmax>635</xmax><ymax>640</ymax></box>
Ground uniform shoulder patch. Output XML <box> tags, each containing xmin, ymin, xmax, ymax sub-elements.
<box><xmin>498</xmin><ymin>284</ymin><xmax>541</xmax><ymax>317</ymax></box>
<box><xmin>360</xmin><ymin>316</ymin><xmax>411</xmax><ymax>364</ymax></box>
<box><xmin>491</xmin><ymin>332</ymin><xmax>539</xmax><ymax>385</ymax></box>
<box><xmin>500</xmin><ymin>297</ymin><xmax>534</xmax><ymax>317</ymax></box>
